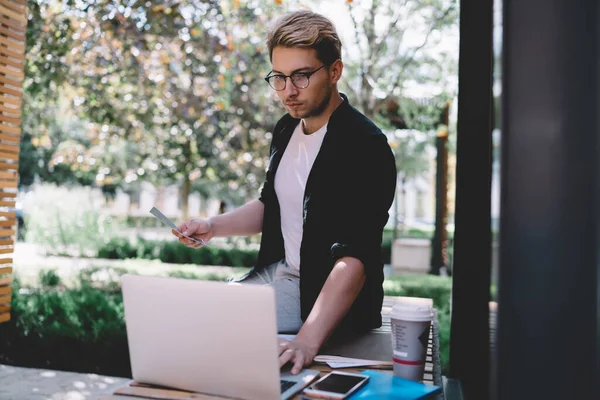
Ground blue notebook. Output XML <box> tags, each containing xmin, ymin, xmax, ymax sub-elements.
<box><xmin>349</xmin><ymin>370</ymin><xmax>442</xmax><ymax>400</ymax></box>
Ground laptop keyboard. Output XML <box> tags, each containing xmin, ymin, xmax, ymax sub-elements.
<box><xmin>280</xmin><ymin>379</ymin><xmax>296</xmax><ymax>393</ymax></box>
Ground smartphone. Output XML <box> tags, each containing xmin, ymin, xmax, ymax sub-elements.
<box><xmin>302</xmin><ymin>371</ymin><xmax>369</xmax><ymax>399</ymax></box>
<box><xmin>149</xmin><ymin>207</ymin><xmax>208</xmax><ymax>246</ymax></box>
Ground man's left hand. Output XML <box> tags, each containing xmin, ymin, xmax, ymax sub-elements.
<box><xmin>278</xmin><ymin>337</ymin><xmax>319</xmax><ymax>375</ymax></box>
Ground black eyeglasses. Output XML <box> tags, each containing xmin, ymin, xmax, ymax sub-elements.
<box><xmin>264</xmin><ymin>65</ymin><xmax>325</xmax><ymax>91</ymax></box>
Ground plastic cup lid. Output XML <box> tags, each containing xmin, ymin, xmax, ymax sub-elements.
<box><xmin>391</xmin><ymin>300</ymin><xmax>433</xmax><ymax>322</ymax></box>
<box><xmin>395</xmin><ymin>296</ymin><xmax>434</xmax><ymax>308</ymax></box>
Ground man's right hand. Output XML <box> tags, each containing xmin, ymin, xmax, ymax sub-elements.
<box><xmin>174</xmin><ymin>218</ymin><xmax>213</xmax><ymax>248</ymax></box>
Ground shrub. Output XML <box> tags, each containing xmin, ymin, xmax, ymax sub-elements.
<box><xmin>381</xmin><ymin>235</ymin><xmax>392</xmax><ymax>264</ymax></box>
<box><xmin>97</xmin><ymin>237</ymin><xmax>137</xmax><ymax>259</ymax></box>
<box><xmin>96</xmin><ymin>238</ymin><xmax>259</xmax><ymax>267</ymax></box>
<box><xmin>167</xmin><ymin>270</ymin><xmax>228</xmax><ymax>282</ymax></box>
<box><xmin>77</xmin><ymin>266</ymin><xmax>130</xmax><ymax>294</ymax></box>
<box><xmin>384</xmin><ymin>275</ymin><xmax>451</xmax><ymax>310</ymax></box>
<box><xmin>166</xmin><ymin>270</ymin><xmax>202</xmax><ymax>280</ymax></box>
<box><xmin>0</xmin><ymin>269</ymin><xmax>452</xmax><ymax>377</ymax></box>
<box><xmin>96</xmin><ymin>236</ymin><xmax>390</xmax><ymax>267</ymax></box>
<box><xmin>0</xmin><ymin>273</ymin><xmax>130</xmax><ymax>376</ymax></box>
<box><xmin>39</xmin><ymin>269</ymin><xmax>61</xmax><ymax>288</ymax></box>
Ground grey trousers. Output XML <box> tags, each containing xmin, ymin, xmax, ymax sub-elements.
<box><xmin>231</xmin><ymin>259</ymin><xmax>302</xmax><ymax>334</ymax></box>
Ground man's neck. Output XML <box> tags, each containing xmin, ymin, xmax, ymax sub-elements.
<box><xmin>302</xmin><ymin>91</ymin><xmax>343</xmax><ymax>135</ymax></box>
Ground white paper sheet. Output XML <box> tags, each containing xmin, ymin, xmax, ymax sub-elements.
<box><xmin>313</xmin><ymin>355</ymin><xmax>393</xmax><ymax>369</ymax></box>
<box><xmin>276</xmin><ymin>339</ymin><xmax>392</xmax><ymax>368</ymax></box>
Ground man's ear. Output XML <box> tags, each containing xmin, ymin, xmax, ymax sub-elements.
<box><xmin>329</xmin><ymin>59</ymin><xmax>344</xmax><ymax>84</ymax></box>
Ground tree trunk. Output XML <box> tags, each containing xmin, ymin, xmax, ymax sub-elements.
<box><xmin>181</xmin><ymin>137</ymin><xmax>192</xmax><ymax>220</ymax></box>
<box><xmin>182</xmin><ymin>174</ymin><xmax>191</xmax><ymax>220</ymax></box>
<box><xmin>430</xmin><ymin>131</ymin><xmax>449</xmax><ymax>275</ymax></box>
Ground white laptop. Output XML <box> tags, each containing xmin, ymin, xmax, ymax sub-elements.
<box><xmin>121</xmin><ymin>274</ymin><xmax>320</xmax><ymax>400</ymax></box>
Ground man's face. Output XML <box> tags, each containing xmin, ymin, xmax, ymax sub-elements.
<box><xmin>270</xmin><ymin>46</ymin><xmax>333</xmax><ymax>120</ymax></box>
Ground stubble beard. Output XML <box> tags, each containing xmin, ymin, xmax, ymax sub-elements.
<box><xmin>289</xmin><ymin>85</ymin><xmax>333</xmax><ymax>120</ymax></box>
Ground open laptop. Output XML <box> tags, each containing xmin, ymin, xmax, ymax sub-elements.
<box><xmin>121</xmin><ymin>274</ymin><xmax>320</xmax><ymax>400</ymax></box>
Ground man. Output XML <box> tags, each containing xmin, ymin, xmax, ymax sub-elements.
<box><xmin>174</xmin><ymin>10</ymin><xmax>397</xmax><ymax>375</ymax></box>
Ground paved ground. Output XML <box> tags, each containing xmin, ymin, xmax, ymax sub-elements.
<box><xmin>11</xmin><ymin>242</ymin><xmax>250</xmax><ymax>286</ymax></box>
<box><xmin>0</xmin><ymin>364</ymin><xmax>130</xmax><ymax>400</ymax></box>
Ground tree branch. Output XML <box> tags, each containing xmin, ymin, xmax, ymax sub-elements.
<box><xmin>346</xmin><ymin>1</ymin><xmax>365</xmax><ymax>58</ymax></box>
<box><xmin>389</xmin><ymin>5</ymin><xmax>454</xmax><ymax>96</ymax></box>
<box><xmin>346</xmin><ymin>1</ymin><xmax>370</xmax><ymax>110</ymax></box>
<box><xmin>373</xmin><ymin>0</ymin><xmax>411</xmax><ymax>60</ymax></box>
<box><xmin>365</xmin><ymin>0</ymin><xmax>380</xmax><ymax>61</ymax></box>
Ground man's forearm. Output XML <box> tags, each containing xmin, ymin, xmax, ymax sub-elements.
<box><xmin>295</xmin><ymin>257</ymin><xmax>365</xmax><ymax>349</ymax></box>
<box><xmin>209</xmin><ymin>199</ymin><xmax>264</xmax><ymax>237</ymax></box>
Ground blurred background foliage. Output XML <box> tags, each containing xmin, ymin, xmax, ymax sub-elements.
<box><xmin>20</xmin><ymin>0</ymin><xmax>458</xmax><ymax>217</ymax></box>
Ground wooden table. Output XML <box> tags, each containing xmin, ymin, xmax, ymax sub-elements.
<box><xmin>100</xmin><ymin>296</ymin><xmax>443</xmax><ymax>400</ymax></box>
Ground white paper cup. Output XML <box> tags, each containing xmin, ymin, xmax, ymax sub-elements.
<box><xmin>390</xmin><ymin>298</ymin><xmax>433</xmax><ymax>381</ymax></box>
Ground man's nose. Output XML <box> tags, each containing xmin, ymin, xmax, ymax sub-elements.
<box><xmin>283</xmin><ymin>78</ymin><xmax>299</xmax><ymax>96</ymax></box>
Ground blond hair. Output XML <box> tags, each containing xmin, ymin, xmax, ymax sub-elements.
<box><xmin>266</xmin><ymin>10</ymin><xmax>342</xmax><ymax>66</ymax></box>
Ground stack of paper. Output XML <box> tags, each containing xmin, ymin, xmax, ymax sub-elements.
<box><xmin>277</xmin><ymin>335</ymin><xmax>393</xmax><ymax>368</ymax></box>
<box><xmin>313</xmin><ymin>355</ymin><xmax>393</xmax><ymax>369</ymax></box>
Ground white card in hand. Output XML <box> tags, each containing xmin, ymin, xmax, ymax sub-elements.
<box><xmin>149</xmin><ymin>207</ymin><xmax>208</xmax><ymax>246</ymax></box>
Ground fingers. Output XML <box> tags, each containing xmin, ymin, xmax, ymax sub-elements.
<box><xmin>278</xmin><ymin>347</ymin><xmax>305</xmax><ymax>375</ymax></box>
<box><xmin>174</xmin><ymin>230</ymin><xmax>206</xmax><ymax>249</ymax></box>
<box><xmin>176</xmin><ymin>221</ymin><xmax>189</xmax><ymax>233</ymax></box>
<box><xmin>279</xmin><ymin>348</ymin><xmax>294</xmax><ymax>368</ymax></box>
<box><xmin>186</xmin><ymin>240</ymin><xmax>203</xmax><ymax>248</ymax></box>
<box><xmin>278</xmin><ymin>340</ymin><xmax>289</xmax><ymax>356</ymax></box>
<box><xmin>175</xmin><ymin>220</ymin><xmax>200</xmax><ymax>236</ymax></box>
<box><xmin>180</xmin><ymin>220</ymin><xmax>205</xmax><ymax>237</ymax></box>
<box><xmin>177</xmin><ymin>219</ymin><xmax>213</xmax><ymax>248</ymax></box>
<box><xmin>291</xmin><ymin>352</ymin><xmax>305</xmax><ymax>375</ymax></box>
<box><xmin>172</xmin><ymin>219</ymin><xmax>211</xmax><ymax>248</ymax></box>
<box><xmin>184</xmin><ymin>238</ymin><xmax>204</xmax><ymax>248</ymax></box>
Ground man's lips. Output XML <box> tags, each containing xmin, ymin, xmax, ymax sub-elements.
<box><xmin>286</xmin><ymin>102</ymin><xmax>303</xmax><ymax>107</ymax></box>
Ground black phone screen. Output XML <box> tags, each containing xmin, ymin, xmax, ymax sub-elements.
<box><xmin>311</xmin><ymin>373</ymin><xmax>368</xmax><ymax>394</ymax></box>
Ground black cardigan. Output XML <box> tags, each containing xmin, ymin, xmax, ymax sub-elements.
<box><xmin>256</xmin><ymin>94</ymin><xmax>397</xmax><ymax>333</ymax></box>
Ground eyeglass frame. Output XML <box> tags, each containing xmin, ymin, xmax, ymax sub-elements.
<box><xmin>264</xmin><ymin>65</ymin><xmax>326</xmax><ymax>91</ymax></box>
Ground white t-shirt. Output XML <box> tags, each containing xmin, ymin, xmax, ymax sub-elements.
<box><xmin>274</xmin><ymin>120</ymin><xmax>328</xmax><ymax>270</ymax></box>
